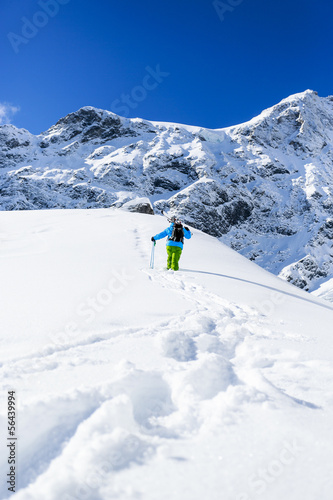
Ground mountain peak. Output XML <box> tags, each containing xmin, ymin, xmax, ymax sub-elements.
<box><xmin>41</xmin><ymin>106</ymin><xmax>136</xmax><ymax>145</ymax></box>
<box><xmin>50</xmin><ymin>106</ymin><xmax>119</xmax><ymax>131</ymax></box>
<box><xmin>280</xmin><ymin>88</ymin><xmax>318</xmax><ymax>102</ymax></box>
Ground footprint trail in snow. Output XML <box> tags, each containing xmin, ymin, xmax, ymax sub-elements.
<box><xmin>1</xmin><ymin>209</ymin><xmax>333</xmax><ymax>500</ymax></box>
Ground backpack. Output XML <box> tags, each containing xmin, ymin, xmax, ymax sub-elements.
<box><xmin>169</xmin><ymin>222</ymin><xmax>184</xmax><ymax>243</ymax></box>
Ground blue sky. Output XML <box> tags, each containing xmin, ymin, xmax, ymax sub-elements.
<box><xmin>1</xmin><ymin>0</ymin><xmax>333</xmax><ymax>134</ymax></box>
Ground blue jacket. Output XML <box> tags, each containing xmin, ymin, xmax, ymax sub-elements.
<box><xmin>154</xmin><ymin>223</ymin><xmax>191</xmax><ymax>249</ymax></box>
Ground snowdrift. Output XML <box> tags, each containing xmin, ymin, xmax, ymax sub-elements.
<box><xmin>0</xmin><ymin>208</ymin><xmax>333</xmax><ymax>500</ymax></box>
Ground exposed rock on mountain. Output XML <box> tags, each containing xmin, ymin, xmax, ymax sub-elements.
<box><xmin>1</xmin><ymin>91</ymin><xmax>333</xmax><ymax>294</ymax></box>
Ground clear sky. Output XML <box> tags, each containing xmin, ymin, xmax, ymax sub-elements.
<box><xmin>1</xmin><ymin>0</ymin><xmax>333</xmax><ymax>134</ymax></box>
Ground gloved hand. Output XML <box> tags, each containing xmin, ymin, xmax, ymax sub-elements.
<box><xmin>184</xmin><ymin>226</ymin><xmax>189</xmax><ymax>231</ymax></box>
<box><xmin>151</xmin><ymin>237</ymin><xmax>155</xmax><ymax>242</ymax></box>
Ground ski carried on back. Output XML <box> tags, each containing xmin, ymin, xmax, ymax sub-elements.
<box><xmin>151</xmin><ymin>213</ymin><xmax>192</xmax><ymax>271</ymax></box>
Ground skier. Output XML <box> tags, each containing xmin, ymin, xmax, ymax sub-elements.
<box><xmin>151</xmin><ymin>216</ymin><xmax>191</xmax><ymax>271</ymax></box>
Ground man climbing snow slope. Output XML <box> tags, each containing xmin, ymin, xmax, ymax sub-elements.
<box><xmin>151</xmin><ymin>216</ymin><xmax>192</xmax><ymax>271</ymax></box>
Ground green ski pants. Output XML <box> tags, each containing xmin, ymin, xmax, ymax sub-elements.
<box><xmin>167</xmin><ymin>246</ymin><xmax>182</xmax><ymax>271</ymax></box>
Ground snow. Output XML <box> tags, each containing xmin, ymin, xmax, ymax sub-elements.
<box><xmin>1</xmin><ymin>208</ymin><xmax>333</xmax><ymax>500</ymax></box>
<box><xmin>2</xmin><ymin>90</ymin><xmax>333</xmax><ymax>295</ymax></box>
<box><xmin>312</xmin><ymin>277</ymin><xmax>333</xmax><ymax>302</ymax></box>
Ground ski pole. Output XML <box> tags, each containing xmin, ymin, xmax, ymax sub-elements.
<box><xmin>150</xmin><ymin>240</ymin><xmax>156</xmax><ymax>269</ymax></box>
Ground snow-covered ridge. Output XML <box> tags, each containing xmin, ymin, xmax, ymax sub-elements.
<box><xmin>1</xmin><ymin>90</ymin><xmax>333</xmax><ymax>295</ymax></box>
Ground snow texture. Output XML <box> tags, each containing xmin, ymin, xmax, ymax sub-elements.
<box><xmin>0</xmin><ymin>208</ymin><xmax>333</xmax><ymax>500</ymax></box>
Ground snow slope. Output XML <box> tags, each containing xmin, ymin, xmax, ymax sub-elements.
<box><xmin>0</xmin><ymin>208</ymin><xmax>333</xmax><ymax>500</ymax></box>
